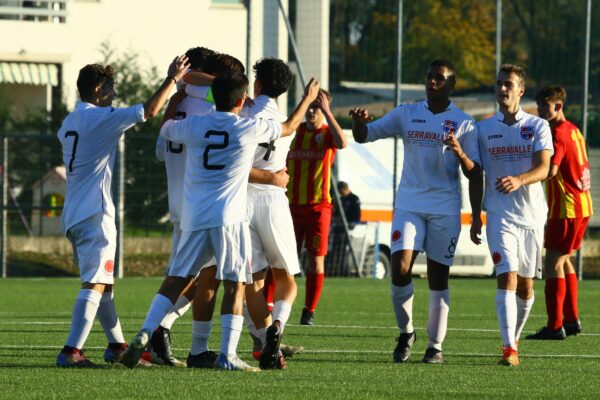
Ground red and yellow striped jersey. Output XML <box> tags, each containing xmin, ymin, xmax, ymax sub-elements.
<box><xmin>546</xmin><ymin>120</ymin><xmax>593</xmax><ymax>218</ymax></box>
<box><xmin>286</xmin><ymin>123</ymin><xmax>337</xmax><ymax>205</ymax></box>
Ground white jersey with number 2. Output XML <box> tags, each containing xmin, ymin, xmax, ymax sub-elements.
<box><xmin>160</xmin><ymin>112</ymin><xmax>282</xmax><ymax>231</ymax></box>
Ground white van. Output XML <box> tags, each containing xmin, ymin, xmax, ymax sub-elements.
<box><xmin>335</xmin><ymin>131</ymin><xmax>494</xmax><ymax>278</ymax></box>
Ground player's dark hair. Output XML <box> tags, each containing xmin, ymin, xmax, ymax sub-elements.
<box><xmin>212</xmin><ymin>72</ymin><xmax>249</xmax><ymax>111</ymax></box>
<box><xmin>500</xmin><ymin>64</ymin><xmax>526</xmax><ymax>86</ymax></box>
<box><xmin>185</xmin><ymin>47</ymin><xmax>218</xmax><ymax>70</ymax></box>
<box><xmin>77</xmin><ymin>64</ymin><xmax>115</xmax><ymax>100</ymax></box>
<box><xmin>429</xmin><ymin>59</ymin><xmax>456</xmax><ymax>76</ymax></box>
<box><xmin>203</xmin><ymin>53</ymin><xmax>245</xmax><ymax>76</ymax></box>
<box><xmin>535</xmin><ymin>85</ymin><xmax>566</xmax><ymax>104</ymax></box>
<box><xmin>337</xmin><ymin>181</ymin><xmax>349</xmax><ymax>191</ymax></box>
<box><xmin>253</xmin><ymin>58</ymin><xmax>293</xmax><ymax>98</ymax></box>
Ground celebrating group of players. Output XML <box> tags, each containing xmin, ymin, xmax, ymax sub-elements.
<box><xmin>55</xmin><ymin>45</ymin><xmax>592</xmax><ymax>370</ymax></box>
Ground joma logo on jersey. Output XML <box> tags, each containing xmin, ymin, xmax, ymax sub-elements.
<box><xmin>411</xmin><ymin>118</ymin><xmax>426</xmax><ymax>123</ymax></box>
<box><xmin>488</xmin><ymin>134</ymin><xmax>503</xmax><ymax>140</ymax></box>
<box><xmin>443</xmin><ymin>120</ymin><xmax>457</xmax><ymax>134</ymax></box>
<box><xmin>520</xmin><ymin>126</ymin><xmax>534</xmax><ymax>140</ymax></box>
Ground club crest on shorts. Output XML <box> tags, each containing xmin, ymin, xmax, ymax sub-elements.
<box><xmin>392</xmin><ymin>230</ymin><xmax>401</xmax><ymax>242</ymax></box>
<box><xmin>443</xmin><ymin>120</ymin><xmax>457</xmax><ymax>134</ymax></box>
<box><xmin>520</xmin><ymin>126</ymin><xmax>534</xmax><ymax>140</ymax></box>
<box><xmin>492</xmin><ymin>252</ymin><xmax>502</xmax><ymax>265</ymax></box>
<box><xmin>104</xmin><ymin>260</ymin><xmax>114</xmax><ymax>273</ymax></box>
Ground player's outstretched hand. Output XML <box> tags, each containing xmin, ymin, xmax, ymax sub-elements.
<box><xmin>317</xmin><ymin>91</ymin><xmax>331</xmax><ymax>113</ymax></box>
<box><xmin>304</xmin><ymin>78</ymin><xmax>320</xmax><ymax>102</ymax></box>
<box><xmin>349</xmin><ymin>108</ymin><xmax>371</xmax><ymax>124</ymax></box>
<box><xmin>167</xmin><ymin>55</ymin><xmax>190</xmax><ymax>82</ymax></box>
<box><xmin>244</xmin><ymin>94</ymin><xmax>255</xmax><ymax>108</ymax></box>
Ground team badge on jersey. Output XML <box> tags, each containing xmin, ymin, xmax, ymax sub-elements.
<box><xmin>314</xmin><ymin>133</ymin><xmax>324</xmax><ymax>144</ymax></box>
<box><xmin>443</xmin><ymin>120</ymin><xmax>457</xmax><ymax>134</ymax></box>
<box><xmin>520</xmin><ymin>126</ymin><xmax>534</xmax><ymax>140</ymax></box>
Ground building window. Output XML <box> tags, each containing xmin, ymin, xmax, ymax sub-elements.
<box><xmin>0</xmin><ymin>1</ymin><xmax>68</xmax><ymax>23</ymax></box>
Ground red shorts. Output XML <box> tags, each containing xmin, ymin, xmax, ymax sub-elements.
<box><xmin>290</xmin><ymin>203</ymin><xmax>332</xmax><ymax>256</ymax></box>
<box><xmin>544</xmin><ymin>217</ymin><xmax>590</xmax><ymax>254</ymax></box>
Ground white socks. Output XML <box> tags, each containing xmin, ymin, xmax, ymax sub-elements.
<box><xmin>427</xmin><ymin>289</ymin><xmax>450</xmax><ymax>351</ymax></box>
<box><xmin>141</xmin><ymin>294</ymin><xmax>174</xmax><ymax>333</ymax></box>
<box><xmin>97</xmin><ymin>291</ymin><xmax>125</xmax><ymax>344</ymax></box>
<box><xmin>515</xmin><ymin>293</ymin><xmax>534</xmax><ymax>341</ymax></box>
<box><xmin>190</xmin><ymin>320</ymin><xmax>212</xmax><ymax>355</ymax></box>
<box><xmin>496</xmin><ymin>289</ymin><xmax>517</xmax><ymax>349</ymax></box>
<box><xmin>65</xmin><ymin>289</ymin><xmax>102</xmax><ymax>349</ymax></box>
<box><xmin>220</xmin><ymin>314</ymin><xmax>244</xmax><ymax>358</ymax></box>
<box><xmin>272</xmin><ymin>300</ymin><xmax>292</xmax><ymax>331</ymax></box>
<box><xmin>391</xmin><ymin>283</ymin><xmax>414</xmax><ymax>333</ymax></box>
<box><xmin>160</xmin><ymin>295</ymin><xmax>191</xmax><ymax>330</ymax></box>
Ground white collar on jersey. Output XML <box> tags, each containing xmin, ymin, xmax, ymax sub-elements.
<box><xmin>423</xmin><ymin>100</ymin><xmax>455</xmax><ymax>114</ymax></box>
<box><xmin>495</xmin><ymin>107</ymin><xmax>525</xmax><ymax>123</ymax></box>
<box><xmin>251</xmin><ymin>95</ymin><xmax>278</xmax><ymax>111</ymax></box>
<box><xmin>75</xmin><ymin>101</ymin><xmax>97</xmax><ymax>110</ymax></box>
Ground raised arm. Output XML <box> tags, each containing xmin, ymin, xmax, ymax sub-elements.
<box><xmin>281</xmin><ymin>78</ymin><xmax>320</xmax><ymax>137</ymax></box>
<box><xmin>349</xmin><ymin>108</ymin><xmax>371</xmax><ymax>143</ymax></box>
<box><xmin>160</xmin><ymin>89</ymin><xmax>187</xmax><ymax>127</ymax></box>
<box><xmin>143</xmin><ymin>55</ymin><xmax>190</xmax><ymax>120</ymax></box>
<box><xmin>318</xmin><ymin>91</ymin><xmax>346</xmax><ymax>149</ymax></box>
<box><xmin>444</xmin><ymin>132</ymin><xmax>481</xmax><ymax>180</ymax></box>
<box><xmin>495</xmin><ymin>149</ymin><xmax>552</xmax><ymax>194</ymax></box>
<box><xmin>182</xmin><ymin>70</ymin><xmax>215</xmax><ymax>86</ymax></box>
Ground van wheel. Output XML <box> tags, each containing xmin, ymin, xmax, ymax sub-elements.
<box><xmin>360</xmin><ymin>246</ymin><xmax>391</xmax><ymax>279</ymax></box>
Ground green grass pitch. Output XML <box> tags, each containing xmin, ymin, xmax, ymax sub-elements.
<box><xmin>0</xmin><ymin>277</ymin><xmax>599</xmax><ymax>399</ymax></box>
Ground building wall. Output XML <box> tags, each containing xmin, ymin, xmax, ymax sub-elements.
<box><xmin>0</xmin><ymin>0</ymin><xmax>248</xmax><ymax>107</ymax></box>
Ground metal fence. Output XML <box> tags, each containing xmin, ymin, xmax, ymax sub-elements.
<box><xmin>1</xmin><ymin>0</ymin><xmax>599</xmax><ymax>277</ymax></box>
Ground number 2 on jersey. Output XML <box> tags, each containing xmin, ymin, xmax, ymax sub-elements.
<box><xmin>203</xmin><ymin>130</ymin><xmax>229</xmax><ymax>170</ymax></box>
<box><xmin>65</xmin><ymin>131</ymin><xmax>79</xmax><ymax>172</ymax></box>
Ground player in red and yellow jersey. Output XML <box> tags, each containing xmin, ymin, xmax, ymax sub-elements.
<box><xmin>527</xmin><ymin>86</ymin><xmax>593</xmax><ymax>340</ymax></box>
<box><xmin>284</xmin><ymin>89</ymin><xmax>346</xmax><ymax>325</ymax></box>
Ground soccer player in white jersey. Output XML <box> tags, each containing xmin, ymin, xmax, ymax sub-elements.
<box><xmin>55</xmin><ymin>55</ymin><xmax>189</xmax><ymax>367</ymax></box>
<box><xmin>121</xmin><ymin>72</ymin><xmax>320</xmax><ymax>371</ymax></box>
<box><xmin>149</xmin><ymin>46</ymin><xmax>218</xmax><ymax>367</ymax></box>
<box><xmin>471</xmin><ymin>64</ymin><xmax>553</xmax><ymax>366</ymax></box>
<box><xmin>239</xmin><ymin>58</ymin><xmax>300</xmax><ymax>370</ymax></box>
<box><xmin>349</xmin><ymin>60</ymin><xmax>481</xmax><ymax>364</ymax></box>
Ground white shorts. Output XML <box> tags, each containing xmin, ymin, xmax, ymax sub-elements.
<box><xmin>248</xmin><ymin>189</ymin><xmax>300</xmax><ymax>275</ymax></box>
<box><xmin>168</xmin><ymin>222</ymin><xmax>253</xmax><ymax>283</ymax></box>
<box><xmin>67</xmin><ymin>212</ymin><xmax>116</xmax><ymax>285</ymax></box>
<box><xmin>486</xmin><ymin>213</ymin><xmax>544</xmax><ymax>279</ymax></box>
<box><xmin>165</xmin><ymin>222</ymin><xmax>216</xmax><ymax>276</ymax></box>
<box><xmin>390</xmin><ymin>210</ymin><xmax>461</xmax><ymax>266</ymax></box>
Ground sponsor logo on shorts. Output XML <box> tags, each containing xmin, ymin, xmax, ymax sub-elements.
<box><xmin>392</xmin><ymin>230</ymin><xmax>401</xmax><ymax>242</ymax></box>
<box><xmin>443</xmin><ymin>120</ymin><xmax>458</xmax><ymax>134</ymax></box>
<box><xmin>520</xmin><ymin>126</ymin><xmax>534</xmax><ymax>140</ymax></box>
<box><xmin>104</xmin><ymin>260</ymin><xmax>114</xmax><ymax>273</ymax></box>
<box><xmin>492</xmin><ymin>252</ymin><xmax>502</xmax><ymax>265</ymax></box>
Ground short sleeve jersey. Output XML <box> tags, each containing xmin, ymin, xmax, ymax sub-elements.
<box><xmin>546</xmin><ymin>119</ymin><xmax>593</xmax><ymax>218</ymax></box>
<box><xmin>240</xmin><ymin>95</ymin><xmax>291</xmax><ymax>193</ymax></box>
<box><xmin>155</xmin><ymin>85</ymin><xmax>215</xmax><ymax>222</ymax></box>
<box><xmin>365</xmin><ymin>100</ymin><xmax>479</xmax><ymax>215</ymax></box>
<box><xmin>477</xmin><ymin>109</ymin><xmax>553</xmax><ymax>228</ymax></box>
<box><xmin>286</xmin><ymin>123</ymin><xmax>337</xmax><ymax>205</ymax></box>
<box><xmin>57</xmin><ymin>102</ymin><xmax>145</xmax><ymax>232</ymax></box>
<box><xmin>160</xmin><ymin>112</ymin><xmax>282</xmax><ymax>230</ymax></box>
